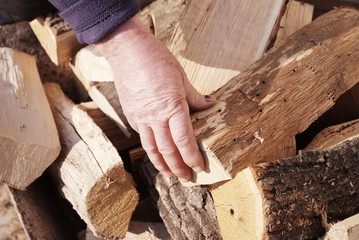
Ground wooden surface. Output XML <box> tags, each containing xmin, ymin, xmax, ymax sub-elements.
<box><xmin>29</xmin><ymin>14</ymin><xmax>84</xmax><ymax>65</ymax></box>
<box><xmin>305</xmin><ymin>119</ymin><xmax>359</xmax><ymax>151</ymax></box>
<box><xmin>323</xmin><ymin>213</ymin><xmax>359</xmax><ymax>240</ymax></box>
<box><xmin>274</xmin><ymin>0</ymin><xmax>314</xmax><ymax>46</ymax></box>
<box><xmin>78</xmin><ymin>102</ymin><xmax>141</xmax><ymax>151</ymax></box>
<box><xmin>0</xmin><ymin>184</ymin><xmax>27</xmax><ymax>240</ymax></box>
<box><xmin>139</xmin><ymin>0</ymin><xmax>186</xmax><ymax>47</ymax></box>
<box><xmin>187</xmin><ymin>8</ymin><xmax>359</xmax><ymax>185</ymax></box>
<box><xmin>71</xmin><ymin>45</ymin><xmax>132</xmax><ymax>137</ymax></box>
<box><xmin>0</xmin><ymin>48</ymin><xmax>60</xmax><ymax>190</ymax></box>
<box><xmin>44</xmin><ymin>83</ymin><xmax>138</xmax><ymax>239</ymax></box>
<box><xmin>171</xmin><ymin>0</ymin><xmax>285</xmax><ymax>94</ymax></box>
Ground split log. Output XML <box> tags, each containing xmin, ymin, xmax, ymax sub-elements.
<box><xmin>43</xmin><ymin>83</ymin><xmax>139</xmax><ymax>239</ymax></box>
<box><xmin>305</xmin><ymin>119</ymin><xmax>359</xmax><ymax>151</ymax></box>
<box><xmin>274</xmin><ymin>0</ymin><xmax>314</xmax><ymax>47</ymax></box>
<box><xmin>70</xmin><ymin>45</ymin><xmax>131</xmax><ymax>137</ymax></box>
<box><xmin>139</xmin><ymin>0</ymin><xmax>186</xmax><ymax>47</ymax></box>
<box><xmin>0</xmin><ymin>184</ymin><xmax>27</xmax><ymax>239</ymax></box>
<box><xmin>29</xmin><ymin>14</ymin><xmax>84</xmax><ymax>65</ymax></box>
<box><xmin>140</xmin><ymin>157</ymin><xmax>222</xmax><ymax>240</ymax></box>
<box><xmin>0</xmin><ymin>48</ymin><xmax>60</xmax><ymax>190</ymax></box>
<box><xmin>189</xmin><ymin>8</ymin><xmax>359</xmax><ymax>185</ymax></box>
<box><xmin>170</xmin><ymin>0</ymin><xmax>285</xmax><ymax>94</ymax></box>
<box><xmin>77</xmin><ymin>102</ymin><xmax>140</xmax><ymax>151</ymax></box>
<box><xmin>7</xmin><ymin>174</ymin><xmax>85</xmax><ymax>240</ymax></box>
<box><xmin>323</xmin><ymin>213</ymin><xmax>359</xmax><ymax>240</ymax></box>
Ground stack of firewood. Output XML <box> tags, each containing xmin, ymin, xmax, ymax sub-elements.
<box><xmin>1</xmin><ymin>0</ymin><xmax>359</xmax><ymax>239</ymax></box>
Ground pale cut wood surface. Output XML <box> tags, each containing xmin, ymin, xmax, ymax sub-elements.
<box><xmin>171</xmin><ymin>0</ymin><xmax>285</xmax><ymax>94</ymax></box>
<box><xmin>29</xmin><ymin>15</ymin><xmax>83</xmax><ymax>65</ymax></box>
<box><xmin>187</xmin><ymin>8</ymin><xmax>359</xmax><ymax>185</ymax></box>
<box><xmin>0</xmin><ymin>48</ymin><xmax>60</xmax><ymax>190</ymax></box>
<box><xmin>0</xmin><ymin>184</ymin><xmax>27</xmax><ymax>240</ymax></box>
<box><xmin>274</xmin><ymin>0</ymin><xmax>314</xmax><ymax>46</ymax></box>
<box><xmin>43</xmin><ymin>83</ymin><xmax>138</xmax><ymax>239</ymax></box>
<box><xmin>85</xmin><ymin>222</ymin><xmax>171</xmax><ymax>240</ymax></box>
<box><xmin>323</xmin><ymin>214</ymin><xmax>359</xmax><ymax>240</ymax></box>
<box><xmin>305</xmin><ymin>119</ymin><xmax>359</xmax><ymax>151</ymax></box>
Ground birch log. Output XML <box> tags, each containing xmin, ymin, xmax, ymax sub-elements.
<box><xmin>0</xmin><ymin>48</ymin><xmax>60</xmax><ymax>190</ymax></box>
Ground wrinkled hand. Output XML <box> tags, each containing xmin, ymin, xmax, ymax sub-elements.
<box><xmin>96</xmin><ymin>16</ymin><xmax>215</xmax><ymax>182</ymax></box>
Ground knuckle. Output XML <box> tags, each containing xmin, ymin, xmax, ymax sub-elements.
<box><xmin>142</xmin><ymin>144</ymin><xmax>158</xmax><ymax>155</ymax></box>
<box><xmin>158</xmin><ymin>146</ymin><xmax>177</xmax><ymax>156</ymax></box>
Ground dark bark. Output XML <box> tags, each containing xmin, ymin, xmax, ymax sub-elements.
<box><xmin>140</xmin><ymin>157</ymin><xmax>222</xmax><ymax>240</ymax></box>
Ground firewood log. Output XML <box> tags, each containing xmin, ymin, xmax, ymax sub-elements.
<box><xmin>29</xmin><ymin>13</ymin><xmax>84</xmax><ymax>65</ymax></box>
<box><xmin>0</xmin><ymin>48</ymin><xmax>60</xmax><ymax>190</ymax></box>
<box><xmin>43</xmin><ymin>83</ymin><xmax>138</xmax><ymax>239</ymax></box>
<box><xmin>190</xmin><ymin>8</ymin><xmax>359</xmax><ymax>185</ymax></box>
<box><xmin>274</xmin><ymin>0</ymin><xmax>314</xmax><ymax>47</ymax></box>
<box><xmin>323</xmin><ymin>213</ymin><xmax>359</xmax><ymax>240</ymax></box>
<box><xmin>170</xmin><ymin>0</ymin><xmax>285</xmax><ymax>94</ymax></box>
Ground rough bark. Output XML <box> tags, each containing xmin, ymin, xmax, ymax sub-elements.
<box><xmin>140</xmin><ymin>157</ymin><xmax>222</xmax><ymax>240</ymax></box>
<box><xmin>189</xmin><ymin>8</ymin><xmax>359</xmax><ymax>185</ymax></box>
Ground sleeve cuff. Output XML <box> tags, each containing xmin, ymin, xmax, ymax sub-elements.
<box><xmin>59</xmin><ymin>0</ymin><xmax>140</xmax><ymax>44</ymax></box>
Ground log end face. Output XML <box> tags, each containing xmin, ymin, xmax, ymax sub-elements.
<box><xmin>0</xmin><ymin>136</ymin><xmax>61</xmax><ymax>190</ymax></box>
<box><xmin>86</xmin><ymin>164</ymin><xmax>139</xmax><ymax>239</ymax></box>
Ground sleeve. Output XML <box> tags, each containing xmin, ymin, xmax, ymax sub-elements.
<box><xmin>48</xmin><ymin>0</ymin><xmax>140</xmax><ymax>44</ymax></box>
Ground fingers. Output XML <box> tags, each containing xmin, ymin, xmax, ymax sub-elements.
<box><xmin>138</xmin><ymin>125</ymin><xmax>172</xmax><ymax>176</ymax></box>
<box><xmin>169</xmin><ymin>103</ymin><xmax>205</xmax><ymax>174</ymax></box>
<box><xmin>185</xmin><ymin>80</ymin><xmax>216</xmax><ymax>111</ymax></box>
<box><xmin>152</xmin><ymin>124</ymin><xmax>192</xmax><ymax>182</ymax></box>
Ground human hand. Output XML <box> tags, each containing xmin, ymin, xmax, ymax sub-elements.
<box><xmin>96</xmin><ymin>16</ymin><xmax>216</xmax><ymax>182</ymax></box>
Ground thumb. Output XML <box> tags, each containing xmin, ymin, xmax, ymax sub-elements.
<box><xmin>185</xmin><ymin>83</ymin><xmax>216</xmax><ymax>111</ymax></box>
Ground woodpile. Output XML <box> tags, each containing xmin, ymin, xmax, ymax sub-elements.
<box><xmin>1</xmin><ymin>1</ymin><xmax>359</xmax><ymax>240</ymax></box>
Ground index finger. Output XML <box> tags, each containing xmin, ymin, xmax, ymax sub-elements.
<box><xmin>168</xmin><ymin>103</ymin><xmax>204</xmax><ymax>173</ymax></box>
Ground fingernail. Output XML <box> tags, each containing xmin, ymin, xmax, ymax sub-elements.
<box><xmin>204</xmin><ymin>95</ymin><xmax>216</xmax><ymax>102</ymax></box>
<box><xmin>193</xmin><ymin>166</ymin><xmax>203</xmax><ymax>173</ymax></box>
<box><xmin>179</xmin><ymin>177</ymin><xmax>190</xmax><ymax>183</ymax></box>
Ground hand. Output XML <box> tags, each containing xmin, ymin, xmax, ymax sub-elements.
<box><xmin>96</xmin><ymin>16</ymin><xmax>215</xmax><ymax>182</ymax></box>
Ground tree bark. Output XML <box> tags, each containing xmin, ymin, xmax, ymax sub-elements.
<box><xmin>140</xmin><ymin>157</ymin><xmax>222</xmax><ymax>240</ymax></box>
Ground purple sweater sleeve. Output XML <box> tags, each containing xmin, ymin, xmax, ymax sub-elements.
<box><xmin>48</xmin><ymin>0</ymin><xmax>140</xmax><ymax>44</ymax></box>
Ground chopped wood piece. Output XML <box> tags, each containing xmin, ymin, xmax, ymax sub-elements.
<box><xmin>170</xmin><ymin>0</ymin><xmax>285</xmax><ymax>94</ymax></box>
<box><xmin>323</xmin><ymin>213</ymin><xmax>359</xmax><ymax>240</ymax></box>
<box><xmin>139</xmin><ymin>0</ymin><xmax>186</xmax><ymax>47</ymax></box>
<box><xmin>43</xmin><ymin>83</ymin><xmax>139</xmax><ymax>239</ymax></box>
<box><xmin>0</xmin><ymin>48</ymin><xmax>60</xmax><ymax>190</ymax></box>
<box><xmin>274</xmin><ymin>0</ymin><xmax>314</xmax><ymax>46</ymax></box>
<box><xmin>0</xmin><ymin>184</ymin><xmax>27</xmax><ymax>239</ymax></box>
<box><xmin>77</xmin><ymin>102</ymin><xmax>141</xmax><ymax>151</ymax></box>
<box><xmin>70</xmin><ymin>45</ymin><xmax>132</xmax><ymax>137</ymax></box>
<box><xmin>140</xmin><ymin>157</ymin><xmax>221</xmax><ymax>240</ymax></box>
<box><xmin>7</xmin><ymin>174</ymin><xmax>85</xmax><ymax>240</ymax></box>
<box><xmin>305</xmin><ymin>119</ymin><xmax>359</xmax><ymax>151</ymax></box>
<box><xmin>29</xmin><ymin>14</ymin><xmax>84</xmax><ymax>65</ymax></box>
<box><xmin>85</xmin><ymin>221</ymin><xmax>171</xmax><ymax>240</ymax></box>
<box><xmin>188</xmin><ymin>8</ymin><xmax>359</xmax><ymax>185</ymax></box>
<box><xmin>212</xmin><ymin>137</ymin><xmax>359</xmax><ymax>239</ymax></box>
